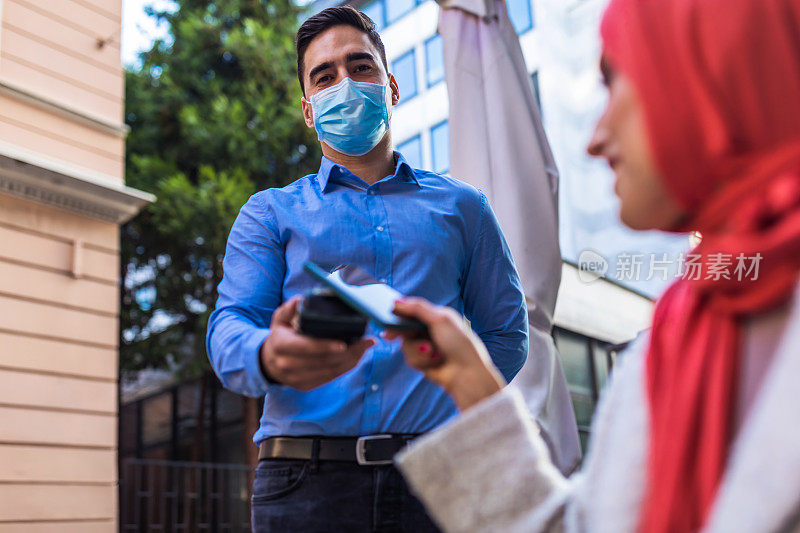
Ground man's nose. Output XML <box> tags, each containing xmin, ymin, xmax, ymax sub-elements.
<box><xmin>334</xmin><ymin>67</ymin><xmax>352</xmax><ymax>84</ymax></box>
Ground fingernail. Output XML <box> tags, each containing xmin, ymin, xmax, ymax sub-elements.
<box><xmin>418</xmin><ymin>343</ymin><xmax>431</xmax><ymax>354</ymax></box>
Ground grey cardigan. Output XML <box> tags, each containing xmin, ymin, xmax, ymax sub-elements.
<box><xmin>396</xmin><ymin>284</ymin><xmax>800</xmax><ymax>532</ymax></box>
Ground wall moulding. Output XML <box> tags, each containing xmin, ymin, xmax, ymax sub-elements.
<box><xmin>0</xmin><ymin>141</ymin><xmax>154</xmax><ymax>224</ymax></box>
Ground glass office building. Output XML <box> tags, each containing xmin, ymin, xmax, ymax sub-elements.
<box><xmin>353</xmin><ymin>0</ymin><xmax>539</xmax><ymax>178</ymax></box>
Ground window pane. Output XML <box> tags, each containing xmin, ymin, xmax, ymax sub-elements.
<box><xmin>507</xmin><ymin>0</ymin><xmax>533</xmax><ymax>34</ymax></box>
<box><xmin>119</xmin><ymin>402</ymin><xmax>139</xmax><ymax>456</ymax></box>
<box><xmin>142</xmin><ymin>393</ymin><xmax>172</xmax><ymax>447</ymax></box>
<box><xmin>363</xmin><ymin>0</ymin><xmax>385</xmax><ymax>32</ymax></box>
<box><xmin>578</xmin><ymin>428</ymin><xmax>591</xmax><ymax>454</ymax></box>
<box><xmin>425</xmin><ymin>34</ymin><xmax>444</xmax><ymax>87</ymax></box>
<box><xmin>592</xmin><ymin>342</ymin><xmax>610</xmax><ymax>391</ymax></box>
<box><xmin>177</xmin><ymin>381</ymin><xmax>204</xmax><ymax>442</ymax></box>
<box><xmin>573</xmin><ymin>392</ymin><xmax>596</xmax><ymax>455</ymax></box>
<box><xmin>392</xmin><ymin>50</ymin><xmax>417</xmax><ymax>102</ymax></box>
<box><xmin>430</xmin><ymin>121</ymin><xmax>449</xmax><ymax>174</ymax></box>
<box><xmin>386</xmin><ymin>0</ymin><xmax>415</xmax><ymax>23</ymax></box>
<box><xmin>398</xmin><ymin>135</ymin><xmax>422</xmax><ymax>169</ymax></box>
<box><xmin>571</xmin><ymin>393</ymin><xmax>594</xmax><ymax>428</ymax></box>
<box><xmin>554</xmin><ymin>329</ymin><xmax>592</xmax><ymax>396</ymax></box>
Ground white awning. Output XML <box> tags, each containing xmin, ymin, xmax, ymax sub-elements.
<box><xmin>437</xmin><ymin>0</ymin><xmax>581</xmax><ymax>473</ymax></box>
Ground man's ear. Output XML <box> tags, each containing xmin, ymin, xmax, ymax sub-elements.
<box><xmin>301</xmin><ymin>96</ymin><xmax>315</xmax><ymax>129</ymax></box>
<box><xmin>388</xmin><ymin>74</ymin><xmax>400</xmax><ymax>106</ymax></box>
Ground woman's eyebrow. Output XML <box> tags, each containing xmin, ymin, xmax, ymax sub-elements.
<box><xmin>599</xmin><ymin>56</ymin><xmax>615</xmax><ymax>86</ymax></box>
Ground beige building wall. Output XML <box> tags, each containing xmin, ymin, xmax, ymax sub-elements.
<box><xmin>0</xmin><ymin>0</ymin><xmax>152</xmax><ymax>529</ymax></box>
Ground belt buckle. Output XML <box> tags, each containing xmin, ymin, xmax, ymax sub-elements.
<box><xmin>356</xmin><ymin>434</ymin><xmax>394</xmax><ymax>466</ymax></box>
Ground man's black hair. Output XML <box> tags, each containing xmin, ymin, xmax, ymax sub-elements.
<box><xmin>296</xmin><ymin>6</ymin><xmax>388</xmax><ymax>95</ymax></box>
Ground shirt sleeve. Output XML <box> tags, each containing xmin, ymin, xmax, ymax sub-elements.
<box><xmin>206</xmin><ymin>193</ymin><xmax>286</xmax><ymax>398</ymax></box>
<box><xmin>461</xmin><ymin>192</ymin><xmax>529</xmax><ymax>382</ymax></box>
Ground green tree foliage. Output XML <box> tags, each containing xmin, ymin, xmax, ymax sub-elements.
<box><xmin>122</xmin><ymin>0</ymin><xmax>320</xmax><ymax>377</ymax></box>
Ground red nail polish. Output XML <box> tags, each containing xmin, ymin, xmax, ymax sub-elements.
<box><xmin>418</xmin><ymin>343</ymin><xmax>431</xmax><ymax>353</ymax></box>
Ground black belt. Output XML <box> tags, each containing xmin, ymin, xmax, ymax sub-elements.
<box><xmin>258</xmin><ymin>435</ymin><xmax>419</xmax><ymax>466</ymax></box>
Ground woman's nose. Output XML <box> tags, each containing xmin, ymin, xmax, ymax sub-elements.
<box><xmin>587</xmin><ymin>121</ymin><xmax>609</xmax><ymax>157</ymax></box>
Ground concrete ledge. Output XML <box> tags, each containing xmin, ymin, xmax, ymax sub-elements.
<box><xmin>0</xmin><ymin>141</ymin><xmax>154</xmax><ymax>224</ymax></box>
<box><xmin>554</xmin><ymin>262</ymin><xmax>653</xmax><ymax>344</ymax></box>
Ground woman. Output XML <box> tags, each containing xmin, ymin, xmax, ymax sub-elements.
<box><xmin>385</xmin><ymin>0</ymin><xmax>800</xmax><ymax>531</ymax></box>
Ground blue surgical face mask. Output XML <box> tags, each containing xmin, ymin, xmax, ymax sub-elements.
<box><xmin>310</xmin><ymin>77</ymin><xmax>391</xmax><ymax>156</ymax></box>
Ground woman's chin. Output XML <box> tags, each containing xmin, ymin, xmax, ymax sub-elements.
<box><xmin>619</xmin><ymin>203</ymin><xmax>687</xmax><ymax>232</ymax></box>
<box><xmin>618</xmin><ymin>206</ymin><xmax>660</xmax><ymax>231</ymax></box>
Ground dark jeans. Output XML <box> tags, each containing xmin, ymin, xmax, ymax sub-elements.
<box><xmin>251</xmin><ymin>458</ymin><xmax>441</xmax><ymax>532</ymax></box>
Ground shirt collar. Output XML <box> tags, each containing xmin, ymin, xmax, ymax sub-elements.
<box><xmin>316</xmin><ymin>152</ymin><xmax>419</xmax><ymax>193</ymax></box>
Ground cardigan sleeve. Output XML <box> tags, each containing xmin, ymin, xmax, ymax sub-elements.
<box><xmin>395</xmin><ymin>387</ymin><xmax>577</xmax><ymax>532</ymax></box>
<box><xmin>395</xmin><ymin>335</ymin><xmax>651</xmax><ymax>533</ymax></box>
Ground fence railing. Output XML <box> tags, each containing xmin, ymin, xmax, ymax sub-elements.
<box><xmin>119</xmin><ymin>458</ymin><xmax>252</xmax><ymax>532</ymax></box>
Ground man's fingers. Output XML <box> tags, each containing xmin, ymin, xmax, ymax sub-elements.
<box><xmin>273</xmin><ymin>330</ymin><xmax>375</xmax><ymax>367</ymax></box>
<box><xmin>280</xmin><ymin>339</ymin><xmax>374</xmax><ymax>391</ymax></box>
<box><xmin>381</xmin><ymin>328</ymin><xmax>422</xmax><ymax>342</ymax></box>
<box><xmin>289</xmin><ymin>367</ymin><xmax>352</xmax><ymax>391</ymax></box>
<box><xmin>381</xmin><ymin>329</ymin><xmax>403</xmax><ymax>341</ymax></box>
<box><xmin>276</xmin><ymin>329</ymin><xmax>348</xmax><ymax>357</ymax></box>
<box><xmin>271</xmin><ymin>296</ymin><xmax>301</xmax><ymax>327</ymax></box>
<box><xmin>314</xmin><ymin>337</ymin><xmax>374</xmax><ymax>368</ymax></box>
<box><xmin>349</xmin><ymin>337</ymin><xmax>376</xmax><ymax>353</ymax></box>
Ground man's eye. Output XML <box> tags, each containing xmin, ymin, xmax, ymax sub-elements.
<box><xmin>355</xmin><ymin>64</ymin><xmax>372</xmax><ymax>72</ymax></box>
<box><xmin>317</xmin><ymin>75</ymin><xmax>332</xmax><ymax>84</ymax></box>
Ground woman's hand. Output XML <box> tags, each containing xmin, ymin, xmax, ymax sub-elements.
<box><xmin>384</xmin><ymin>298</ymin><xmax>506</xmax><ymax>411</ymax></box>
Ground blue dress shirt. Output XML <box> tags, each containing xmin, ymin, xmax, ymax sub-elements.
<box><xmin>207</xmin><ymin>153</ymin><xmax>528</xmax><ymax>444</ymax></box>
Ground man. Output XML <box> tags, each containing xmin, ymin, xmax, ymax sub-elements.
<box><xmin>206</xmin><ymin>6</ymin><xmax>529</xmax><ymax>531</ymax></box>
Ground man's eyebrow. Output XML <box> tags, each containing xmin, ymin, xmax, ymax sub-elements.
<box><xmin>308</xmin><ymin>61</ymin><xmax>334</xmax><ymax>82</ymax></box>
<box><xmin>346</xmin><ymin>52</ymin><xmax>376</xmax><ymax>63</ymax></box>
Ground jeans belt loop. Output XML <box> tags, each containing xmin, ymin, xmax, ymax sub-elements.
<box><xmin>310</xmin><ymin>437</ymin><xmax>321</xmax><ymax>473</ymax></box>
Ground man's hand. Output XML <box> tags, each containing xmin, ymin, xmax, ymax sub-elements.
<box><xmin>260</xmin><ymin>296</ymin><xmax>375</xmax><ymax>391</ymax></box>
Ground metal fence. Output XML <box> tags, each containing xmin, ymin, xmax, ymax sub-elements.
<box><xmin>120</xmin><ymin>459</ymin><xmax>253</xmax><ymax>532</ymax></box>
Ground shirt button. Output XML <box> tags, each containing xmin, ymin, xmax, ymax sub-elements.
<box><xmin>371</xmin><ymin>384</ymin><xmax>379</xmax><ymax>392</ymax></box>
<box><xmin>376</xmin><ymin>225</ymin><xmax>384</xmax><ymax>232</ymax></box>
<box><xmin>368</xmin><ymin>189</ymin><xmax>376</xmax><ymax>195</ymax></box>
<box><xmin>379</xmin><ymin>278</ymin><xmax>387</xmax><ymax>283</ymax></box>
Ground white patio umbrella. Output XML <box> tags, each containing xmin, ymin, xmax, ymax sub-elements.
<box><xmin>436</xmin><ymin>0</ymin><xmax>581</xmax><ymax>473</ymax></box>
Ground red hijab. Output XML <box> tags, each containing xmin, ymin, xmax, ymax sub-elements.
<box><xmin>601</xmin><ymin>0</ymin><xmax>800</xmax><ymax>531</ymax></box>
